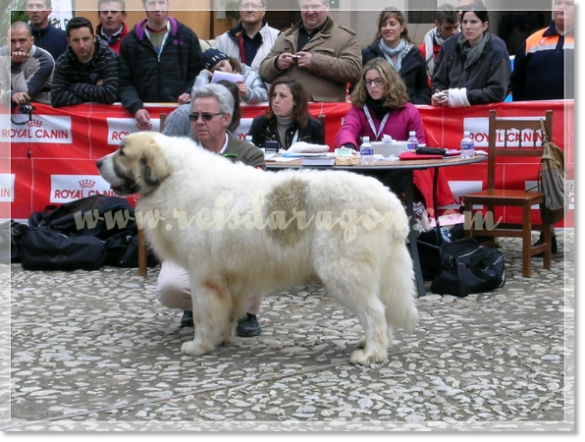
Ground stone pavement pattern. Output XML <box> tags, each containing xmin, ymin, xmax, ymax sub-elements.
<box><xmin>0</xmin><ymin>232</ymin><xmax>574</xmax><ymax>431</ymax></box>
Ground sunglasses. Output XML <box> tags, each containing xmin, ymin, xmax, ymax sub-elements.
<box><xmin>188</xmin><ymin>112</ymin><xmax>224</xmax><ymax>122</ymax></box>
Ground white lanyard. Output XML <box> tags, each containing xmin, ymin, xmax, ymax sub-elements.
<box><xmin>364</xmin><ymin>105</ymin><xmax>390</xmax><ymax>141</ymax></box>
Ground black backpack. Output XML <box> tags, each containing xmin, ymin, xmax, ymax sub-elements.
<box><xmin>19</xmin><ymin>195</ymin><xmax>154</xmax><ymax>270</ymax></box>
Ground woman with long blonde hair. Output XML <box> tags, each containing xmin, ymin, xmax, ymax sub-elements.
<box><xmin>336</xmin><ymin>59</ymin><xmax>453</xmax><ymax>211</ymax></box>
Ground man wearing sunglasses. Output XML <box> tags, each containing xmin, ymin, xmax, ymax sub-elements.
<box><xmin>157</xmin><ymin>83</ymin><xmax>266</xmax><ymax>337</ymax></box>
<box><xmin>96</xmin><ymin>0</ymin><xmax>128</xmax><ymax>54</ymax></box>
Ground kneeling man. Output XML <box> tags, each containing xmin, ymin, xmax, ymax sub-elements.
<box><xmin>157</xmin><ymin>83</ymin><xmax>265</xmax><ymax>337</ymax></box>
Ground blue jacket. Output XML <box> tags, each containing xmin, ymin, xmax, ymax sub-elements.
<box><xmin>119</xmin><ymin>17</ymin><xmax>204</xmax><ymax>114</ymax></box>
<box><xmin>30</xmin><ymin>24</ymin><xmax>67</xmax><ymax>62</ymax></box>
<box><xmin>511</xmin><ymin>21</ymin><xmax>574</xmax><ymax>101</ymax></box>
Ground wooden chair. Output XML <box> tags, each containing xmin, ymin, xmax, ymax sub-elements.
<box><xmin>137</xmin><ymin>113</ymin><xmax>166</xmax><ymax>277</ymax></box>
<box><xmin>463</xmin><ymin>110</ymin><xmax>553</xmax><ymax>278</ymax></box>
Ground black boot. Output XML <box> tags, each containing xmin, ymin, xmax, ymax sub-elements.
<box><xmin>236</xmin><ymin>313</ymin><xmax>262</xmax><ymax>337</ymax></box>
<box><xmin>179</xmin><ymin>310</ymin><xmax>194</xmax><ymax>328</ymax></box>
<box><xmin>534</xmin><ymin>233</ymin><xmax>558</xmax><ymax>257</ymax></box>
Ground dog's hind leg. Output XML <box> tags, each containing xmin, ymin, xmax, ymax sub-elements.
<box><xmin>318</xmin><ymin>271</ymin><xmax>389</xmax><ymax>366</ymax></box>
<box><xmin>181</xmin><ymin>277</ymin><xmax>233</xmax><ymax>357</ymax></box>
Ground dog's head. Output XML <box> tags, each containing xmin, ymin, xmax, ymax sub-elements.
<box><xmin>96</xmin><ymin>132</ymin><xmax>173</xmax><ymax>197</ymax></box>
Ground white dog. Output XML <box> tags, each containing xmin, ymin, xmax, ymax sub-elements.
<box><xmin>97</xmin><ymin>132</ymin><xmax>418</xmax><ymax>366</ymax></box>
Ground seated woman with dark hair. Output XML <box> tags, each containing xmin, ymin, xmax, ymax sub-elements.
<box><xmin>336</xmin><ymin>58</ymin><xmax>454</xmax><ymax>211</ymax></box>
<box><xmin>431</xmin><ymin>4</ymin><xmax>510</xmax><ymax>107</ymax></box>
<box><xmin>248</xmin><ymin>77</ymin><xmax>325</xmax><ymax>150</ymax></box>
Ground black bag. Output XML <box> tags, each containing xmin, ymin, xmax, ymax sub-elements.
<box><xmin>104</xmin><ymin>231</ymin><xmax>159</xmax><ymax>268</ymax></box>
<box><xmin>538</xmin><ymin>119</ymin><xmax>566</xmax><ymax>225</ymax></box>
<box><xmin>417</xmin><ymin>224</ymin><xmax>465</xmax><ymax>280</ymax></box>
<box><xmin>28</xmin><ymin>195</ymin><xmax>136</xmax><ymax>240</ymax></box>
<box><xmin>20</xmin><ymin>226</ymin><xmax>106</xmax><ymax>271</ymax></box>
<box><xmin>430</xmin><ymin>238</ymin><xmax>506</xmax><ymax>297</ymax></box>
<box><xmin>0</xmin><ymin>220</ymin><xmax>29</xmax><ymax>264</ymax></box>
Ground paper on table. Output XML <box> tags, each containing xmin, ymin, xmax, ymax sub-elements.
<box><xmin>210</xmin><ymin>71</ymin><xmax>244</xmax><ymax>84</ymax></box>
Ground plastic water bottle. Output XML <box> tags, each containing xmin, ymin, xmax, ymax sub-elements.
<box><xmin>360</xmin><ymin>136</ymin><xmax>374</xmax><ymax>164</ymax></box>
<box><xmin>406</xmin><ymin>131</ymin><xmax>419</xmax><ymax>151</ymax></box>
<box><xmin>460</xmin><ymin>131</ymin><xmax>474</xmax><ymax>158</ymax></box>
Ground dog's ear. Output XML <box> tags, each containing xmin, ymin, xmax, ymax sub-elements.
<box><xmin>138</xmin><ymin>136</ymin><xmax>173</xmax><ymax>194</ymax></box>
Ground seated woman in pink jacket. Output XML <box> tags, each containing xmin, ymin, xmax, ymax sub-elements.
<box><xmin>336</xmin><ymin>58</ymin><xmax>454</xmax><ymax>211</ymax></box>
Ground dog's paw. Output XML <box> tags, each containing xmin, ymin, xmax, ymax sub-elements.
<box><xmin>350</xmin><ymin>348</ymin><xmax>388</xmax><ymax>367</ymax></box>
<box><xmin>181</xmin><ymin>340</ymin><xmax>215</xmax><ymax>356</ymax></box>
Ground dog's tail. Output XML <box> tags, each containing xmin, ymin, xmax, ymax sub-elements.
<box><xmin>379</xmin><ymin>239</ymin><xmax>418</xmax><ymax>332</ymax></box>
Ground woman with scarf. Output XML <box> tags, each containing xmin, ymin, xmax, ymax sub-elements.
<box><xmin>336</xmin><ymin>59</ymin><xmax>454</xmax><ymax>212</ymax></box>
<box><xmin>361</xmin><ymin>8</ymin><xmax>430</xmax><ymax>105</ymax></box>
<box><xmin>431</xmin><ymin>5</ymin><xmax>510</xmax><ymax>107</ymax></box>
<box><xmin>248</xmin><ymin>77</ymin><xmax>325</xmax><ymax>151</ymax></box>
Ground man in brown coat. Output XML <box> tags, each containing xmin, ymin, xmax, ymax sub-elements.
<box><xmin>258</xmin><ymin>0</ymin><xmax>361</xmax><ymax>102</ymax></box>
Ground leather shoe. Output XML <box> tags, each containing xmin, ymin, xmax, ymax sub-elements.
<box><xmin>534</xmin><ymin>233</ymin><xmax>558</xmax><ymax>257</ymax></box>
<box><xmin>236</xmin><ymin>313</ymin><xmax>261</xmax><ymax>337</ymax></box>
<box><xmin>179</xmin><ymin>310</ymin><xmax>194</xmax><ymax>328</ymax></box>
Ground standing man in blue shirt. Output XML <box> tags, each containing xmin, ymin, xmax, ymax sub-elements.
<box><xmin>25</xmin><ymin>0</ymin><xmax>68</xmax><ymax>62</ymax></box>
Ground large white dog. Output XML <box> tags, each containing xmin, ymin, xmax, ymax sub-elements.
<box><xmin>97</xmin><ymin>132</ymin><xmax>418</xmax><ymax>366</ymax></box>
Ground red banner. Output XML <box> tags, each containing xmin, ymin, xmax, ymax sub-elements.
<box><xmin>1</xmin><ymin>100</ymin><xmax>574</xmax><ymax>226</ymax></box>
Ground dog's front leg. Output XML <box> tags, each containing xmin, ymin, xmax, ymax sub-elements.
<box><xmin>181</xmin><ymin>277</ymin><xmax>232</xmax><ymax>356</ymax></box>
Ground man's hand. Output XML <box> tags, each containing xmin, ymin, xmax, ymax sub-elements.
<box><xmin>276</xmin><ymin>53</ymin><xmax>297</xmax><ymax>71</ymax></box>
<box><xmin>178</xmin><ymin>93</ymin><xmax>191</xmax><ymax>104</ymax></box>
<box><xmin>134</xmin><ymin>109</ymin><xmax>152</xmax><ymax>130</ymax></box>
<box><xmin>11</xmin><ymin>92</ymin><xmax>30</xmax><ymax>105</ymax></box>
<box><xmin>11</xmin><ymin>50</ymin><xmax>29</xmax><ymax>64</ymax></box>
<box><xmin>295</xmin><ymin>51</ymin><xmax>313</xmax><ymax>69</ymax></box>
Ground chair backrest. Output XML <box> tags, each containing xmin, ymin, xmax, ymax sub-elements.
<box><xmin>486</xmin><ymin>109</ymin><xmax>553</xmax><ymax>190</ymax></box>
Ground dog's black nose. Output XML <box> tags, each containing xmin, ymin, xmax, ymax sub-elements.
<box><xmin>96</xmin><ymin>159</ymin><xmax>103</xmax><ymax>169</ymax></box>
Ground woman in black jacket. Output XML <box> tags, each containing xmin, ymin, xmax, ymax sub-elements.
<box><xmin>248</xmin><ymin>78</ymin><xmax>325</xmax><ymax>150</ymax></box>
<box><xmin>431</xmin><ymin>5</ymin><xmax>510</xmax><ymax>107</ymax></box>
<box><xmin>361</xmin><ymin>8</ymin><xmax>430</xmax><ymax>105</ymax></box>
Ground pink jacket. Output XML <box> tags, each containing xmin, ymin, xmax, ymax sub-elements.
<box><xmin>335</xmin><ymin>103</ymin><xmax>425</xmax><ymax>148</ymax></box>
<box><xmin>335</xmin><ymin>103</ymin><xmax>454</xmax><ymax>210</ymax></box>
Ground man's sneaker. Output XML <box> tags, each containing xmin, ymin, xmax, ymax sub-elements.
<box><xmin>179</xmin><ymin>310</ymin><xmax>194</xmax><ymax>328</ymax></box>
<box><xmin>534</xmin><ymin>233</ymin><xmax>558</xmax><ymax>257</ymax></box>
<box><xmin>236</xmin><ymin>313</ymin><xmax>261</xmax><ymax>337</ymax></box>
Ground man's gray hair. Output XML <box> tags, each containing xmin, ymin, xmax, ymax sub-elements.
<box><xmin>192</xmin><ymin>84</ymin><xmax>234</xmax><ymax>126</ymax></box>
<box><xmin>298</xmin><ymin>0</ymin><xmax>329</xmax><ymax>6</ymax></box>
<box><xmin>241</xmin><ymin>0</ymin><xmax>266</xmax><ymax>7</ymax></box>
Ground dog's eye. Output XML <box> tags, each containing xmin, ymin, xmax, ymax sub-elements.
<box><xmin>118</xmin><ymin>148</ymin><xmax>125</xmax><ymax>156</ymax></box>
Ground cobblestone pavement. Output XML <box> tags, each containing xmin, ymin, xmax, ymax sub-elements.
<box><xmin>0</xmin><ymin>231</ymin><xmax>574</xmax><ymax>432</ymax></box>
